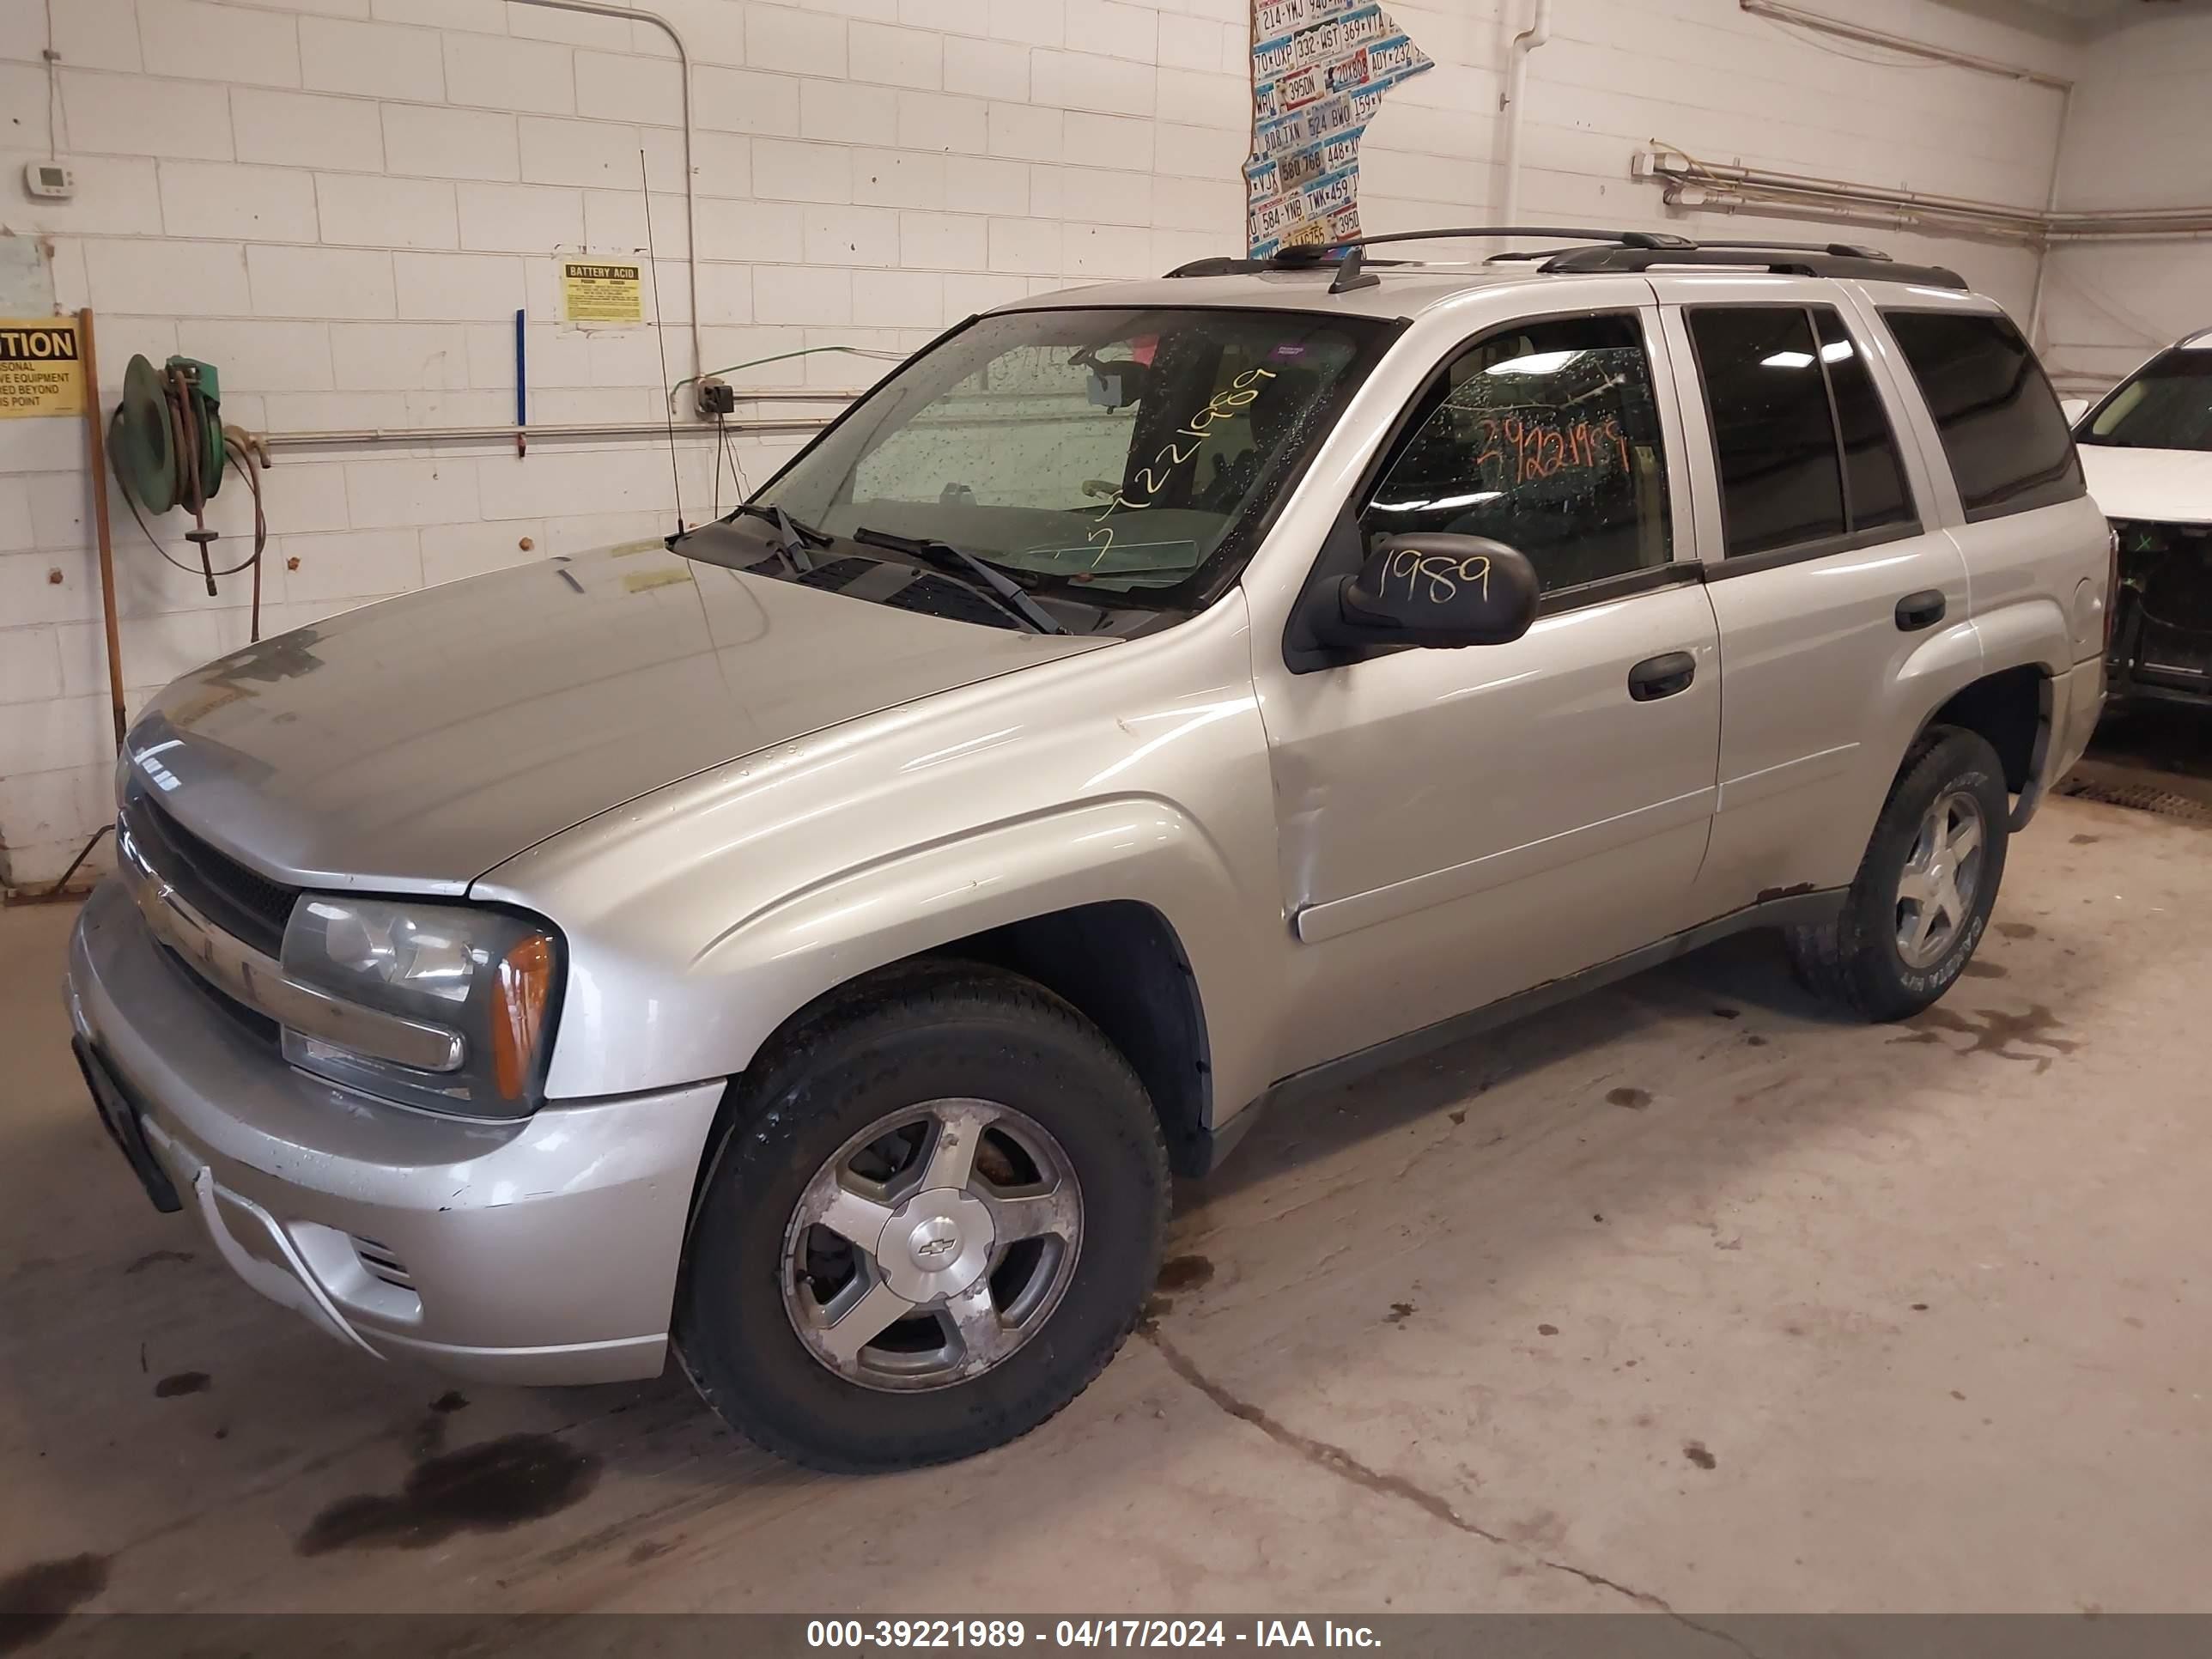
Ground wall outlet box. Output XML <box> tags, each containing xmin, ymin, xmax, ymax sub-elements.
<box><xmin>23</xmin><ymin>161</ymin><xmax>75</xmax><ymax>200</ymax></box>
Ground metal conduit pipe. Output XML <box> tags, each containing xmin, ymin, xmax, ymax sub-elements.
<box><xmin>259</xmin><ymin>416</ymin><xmax>837</xmax><ymax>452</ymax></box>
<box><xmin>1736</xmin><ymin>1</ymin><xmax>2078</xmax><ymax>347</ymax></box>
<box><xmin>1644</xmin><ymin>154</ymin><xmax>2212</xmax><ymax>243</ymax></box>
<box><xmin>1497</xmin><ymin>0</ymin><xmax>1554</xmax><ymax>229</ymax></box>
<box><xmin>2026</xmin><ymin>83</ymin><xmax>2074</xmax><ymax>347</ymax></box>
<box><xmin>510</xmin><ymin>0</ymin><xmax>704</xmax><ymax>386</ymax></box>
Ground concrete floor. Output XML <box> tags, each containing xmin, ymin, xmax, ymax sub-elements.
<box><xmin>3</xmin><ymin>787</ymin><xmax>2209</xmax><ymax>1622</ymax></box>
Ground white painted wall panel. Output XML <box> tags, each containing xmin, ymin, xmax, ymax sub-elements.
<box><xmin>2039</xmin><ymin>7</ymin><xmax>2212</xmax><ymax>392</ymax></box>
<box><xmin>0</xmin><ymin>0</ymin><xmax>2095</xmax><ymax>883</ymax></box>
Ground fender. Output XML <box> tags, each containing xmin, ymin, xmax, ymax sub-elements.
<box><xmin>477</xmin><ymin>591</ymin><xmax>1289</xmax><ymax>1109</ymax></box>
<box><xmin>688</xmin><ymin>796</ymin><xmax>1276</xmax><ymax>1117</ymax></box>
<box><xmin>1785</xmin><ymin>615</ymin><xmax>1986</xmax><ymax>892</ymax></box>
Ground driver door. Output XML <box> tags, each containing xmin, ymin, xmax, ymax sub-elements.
<box><xmin>1253</xmin><ymin>298</ymin><xmax>1725</xmax><ymax>1076</ymax></box>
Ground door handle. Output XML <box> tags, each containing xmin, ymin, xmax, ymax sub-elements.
<box><xmin>1628</xmin><ymin>651</ymin><xmax>1697</xmax><ymax>702</ymax></box>
<box><xmin>1895</xmin><ymin>589</ymin><xmax>1947</xmax><ymax>632</ymax></box>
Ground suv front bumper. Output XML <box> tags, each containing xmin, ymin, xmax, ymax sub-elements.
<box><xmin>64</xmin><ymin>877</ymin><xmax>724</xmax><ymax>1385</ymax></box>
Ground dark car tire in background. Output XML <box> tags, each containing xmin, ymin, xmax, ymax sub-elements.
<box><xmin>1787</xmin><ymin>726</ymin><xmax>2012</xmax><ymax>1023</ymax></box>
<box><xmin>677</xmin><ymin>958</ymin><xmax>1168</xmax><ymax>1472</ymax></box>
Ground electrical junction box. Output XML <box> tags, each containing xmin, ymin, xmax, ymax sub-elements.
<box><xmin>23</xmin><ymin>161</ymin><xmax>75</xmax><ymax>200</ymax></box>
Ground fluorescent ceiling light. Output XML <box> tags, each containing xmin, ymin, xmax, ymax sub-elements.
<box><xmin>1761</xmin><ymin>349</ymin><xmax>1815</xmax><ymax>368</ymax></box>
<box><xmin>1486</xmin><ymin>349</ymin><xmax>1582</xmax><ymax>376</ymax></box>
<box><xmin>1372</xmin><ymin>490</ymin><xmax>1504</xmax><ymax>513</ymax></box>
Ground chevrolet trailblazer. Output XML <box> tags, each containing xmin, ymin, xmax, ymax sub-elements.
<box><xmin>68</xmin><ymin>229</ymin><xmax>2107</xmax><ymax>1470</ymax></box>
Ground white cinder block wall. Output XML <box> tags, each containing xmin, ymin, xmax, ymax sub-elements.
<box><xmin>0</xmin><ymin>0</ymin><xmax>2081</xmax><ymax>885</ymax></box>
<box><xmin>2039</xmin><ymin>4</ymin><xmax>2212</xmax><ymax>394</ymax></box>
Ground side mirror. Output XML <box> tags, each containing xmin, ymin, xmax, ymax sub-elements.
<box><xmin>2060</xmin><ymin>396</ymin><xmax>2091</xmax><ymax>425</ymax></box>
<box><xmin>1310</xmin><ymin>534</ymin><xmax>1540</xmax><ymax>652</ymax></box>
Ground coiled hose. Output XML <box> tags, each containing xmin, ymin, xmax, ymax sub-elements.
<box><xmin>109</xmin><ymin>354</ymin><xmax>270</xmax><ymax>641</ymax></box>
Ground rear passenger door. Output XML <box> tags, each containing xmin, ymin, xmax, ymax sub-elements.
<box><xmin>1654</xmin><ymin>281</ymin><xmax>1972</xmax><ymax>917</ymax></box>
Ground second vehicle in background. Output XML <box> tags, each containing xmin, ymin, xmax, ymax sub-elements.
<box><xmin>2073</xmin><ymin>326</ymin><xmax>2212</xmax><ymax>710</ymax></box>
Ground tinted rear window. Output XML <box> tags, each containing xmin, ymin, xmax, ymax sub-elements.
<box><xmin>1686</xmin><ymin>307</ymin><xmax>1845</xmax><ymax>556</ymax></box>
<box><xmin>1882</xmin><ymin>310</ymin><xmax>2084</xmax><ymax>522</ymax></box>
<box><xmin>1814</xmin><ymin>308</ymin><xmax>1913</xmax><ymax>532</ymax></box>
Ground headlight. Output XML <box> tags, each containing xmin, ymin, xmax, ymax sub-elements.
<box><xmin>280</xmin><ymin>896</ymin><xmax>562</xmax><ymax>1118</ymax></box>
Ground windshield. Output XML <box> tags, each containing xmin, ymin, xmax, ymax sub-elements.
<box><xmin>747</xmin><ymin>307</ymin><xmax>1388</xmax><ymax>602</ymax></box>
<box><xmin>2081</xmin><ymin>349</ymin><xmax>2212</xmax><ymax>452</ymax></box>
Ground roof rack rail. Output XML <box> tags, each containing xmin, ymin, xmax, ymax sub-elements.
<box><xmin>1163</xmin><ymin>227</ymin><xmax>1968</xmax><ymax>293</ymax></box>
<box><xmin>1165</xmin><ymin>226</ymin><xmax>1697</xmax><ymax>295</ymax></box>
<box><xmin>1692</xmin><ymin>240</ymin><xmax>1893</xmax><ymax>258</ymax></box>
<box><xmin>1539</xmin><ymin>243</ymin><xmax>1966</xmax><ymax>288</ymax></box>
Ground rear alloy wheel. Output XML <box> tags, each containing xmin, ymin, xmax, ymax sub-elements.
<box><xmin>1893</xmin><ymin>789</ymin><xmax>1988</xmax><ymax>972</ymax></box>
<box><xmin>1787</xmin><ymin>726</ymin><xmax>2010</xmax><ymax>1021</ymax></box>
<box><xmin>677</xmin><ymin>960</ymin><xmax>1167</xmax><ymax>1471</ymax></box>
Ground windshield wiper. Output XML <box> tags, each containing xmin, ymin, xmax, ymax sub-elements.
<box><xmin>724</xmin><ymin>502</ymin><xmax>831</xmax><ymax>574</ymax></box>
<box><xmin>853</xmin><ymin>526</ymin><xmax>1067</xmax><ymax>635</ymax></box>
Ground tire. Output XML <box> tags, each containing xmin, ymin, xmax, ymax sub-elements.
<box><xmin>675</xmin><ymin>958</ymin><xmax>1169</xmax><ymax>1472</ymax></box>
<box><xmin>1785</xmin><ymin>726</ymin><xmax>2010</xmax><ymax>1023</ymax></box>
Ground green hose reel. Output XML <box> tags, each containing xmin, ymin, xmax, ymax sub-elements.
<box><xmin>112</xmin><ymin>353</ymin><xmax>226</xmax><ymax>516</ymax></box>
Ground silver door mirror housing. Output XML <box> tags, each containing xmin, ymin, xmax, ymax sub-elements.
<box><xmin>1310</xmin><ymin>534</ymin><xmax>1540</xmax><ymax>651</ymax></box>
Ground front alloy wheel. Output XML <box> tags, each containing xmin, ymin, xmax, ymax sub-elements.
<box><xmin>678</xmin><ymin>960</ymin><xmax>1167</xmax><ymax>1471</ymax></box>
<box><xmin>783</xmin><ymin>1099</ymin><xmax>1082</xmax><ymax>1390</ymax></box>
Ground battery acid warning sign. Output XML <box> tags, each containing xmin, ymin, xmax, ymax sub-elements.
<box><xmin>0</xmin><ymin>319</ymin><xmax>82</xmax><ymax>417</ymax></box>
<box><xmin>558</xmin><ymin>261</ymin><xmax>644</xmax><ymax>325</ymax></box>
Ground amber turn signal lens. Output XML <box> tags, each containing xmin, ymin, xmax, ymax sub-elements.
<box><xmin>490</xmin><ymin>933</ymin><xmax>555</xmax><ymax>1101</ymax></box>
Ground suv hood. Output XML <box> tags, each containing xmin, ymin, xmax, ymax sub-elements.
<box><xmin>127</xmin><ymin>541</ymin><xmax>1111</xmax><ymax>894</ymax></box>
<box><xmin>2079</xmin><ymin>446</ymin><xmax>2212</xmax><ymax>524</ymax></box>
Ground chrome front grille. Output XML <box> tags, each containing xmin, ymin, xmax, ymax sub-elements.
<box><xmin>115</xmin><ymin>809</ymin><xmax>465</xmax><ymax>1076</ymax></box>
<box><xmin>120</xmin><ymin>784</ymin><xmax>299</xmax><ymax>958</ymax></box>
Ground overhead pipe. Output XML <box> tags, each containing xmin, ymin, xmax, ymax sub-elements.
<box><xmin>1738</xmin><ymin>0</ymin><xmax>2075</xmax><ymax>348</ymax></box>
<box><xmin>1738</xmin><ymin>0</ymin><xmax>2069</xmax><ymax>90</ymax></box>
<box><xmin>1641</xmin><ymin>151</ymin><xmax>2212</xmax><ymax>246</ymax></box>
<box><xmin>1497</xmin><ymin>0</ymin><xmax>1555</xmax><ymax>230</ymax></box>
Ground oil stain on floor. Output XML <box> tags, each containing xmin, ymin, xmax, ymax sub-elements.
<box><xmin>1155</xmin><ymin>1255</ymin><xmax>1214</xmax><ymax>1293</ymax></box>
<box><xmin>0</xmin><ymin>1553</ymin><xmax>109</xmax><ymax>1655</ymax></box>
<box><xmin>297</xmin><ymin>1434</ymin><xmax>601</xmax><ymax>1556</ymax></box>
<box><xmin>1910</xmin><ymin>1004</ymin><xmax>2080</xmax><ymax>1072</ymax></box>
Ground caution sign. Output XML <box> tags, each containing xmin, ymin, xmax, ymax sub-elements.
<box><xmin>558</xmin><ymin>261</ymin><xmax>643</xmax><ymax>325</ymax></box>
<box><xmin>0</xmin><ymin>319</ymin><xmax>82</xmax><ymax>417</ymax></box>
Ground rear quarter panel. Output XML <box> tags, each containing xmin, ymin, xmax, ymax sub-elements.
<box><xmin>1842</xmin><ymin>282</ymin><xmax>2110</xmax><ymax>797</ymax></box>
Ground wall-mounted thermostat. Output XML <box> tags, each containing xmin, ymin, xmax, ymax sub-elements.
<box><xmin>23</xmin><ymin>161</ymin><xmax>76</xmax><ymax>200</ymax></box>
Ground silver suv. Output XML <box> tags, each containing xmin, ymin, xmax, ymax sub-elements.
<box><xmin>66</xmin><ymin>229</ymin><xmax>2108</xmax><ymax>1471</ymax></box>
